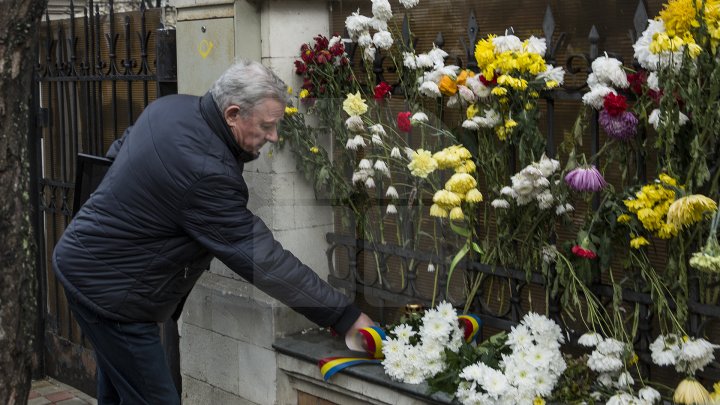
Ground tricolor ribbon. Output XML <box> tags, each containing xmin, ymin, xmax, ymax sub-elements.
<box><xmin>319</xmin><ymin>316</ymin><xmax>482</xmax><ymax>381</ymax></box>
<box><xmin>458</xmin><ymin>313</ymin><xmax>483</xmax><ymax>343</ymax></box>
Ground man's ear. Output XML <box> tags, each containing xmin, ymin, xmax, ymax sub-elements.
<box><xmin>224</xmin><ymin>105</ymin><xmax>241</xmax><ymax>126</ymax></box>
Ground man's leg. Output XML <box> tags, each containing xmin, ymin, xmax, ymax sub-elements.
<box><xmin>67</xmin><ymin>294</ymin><xmax>180</xmax><ymax>405</ymax></box>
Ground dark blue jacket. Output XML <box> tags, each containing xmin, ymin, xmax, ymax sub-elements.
<box><xmin>53</xmin><ymin>93</ymin><xmax>359</xmax><ymax>334</ymax></box>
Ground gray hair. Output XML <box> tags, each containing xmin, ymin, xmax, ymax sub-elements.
<box><xmin>209</xmin><ymin>59</ymin><xmax>289</xmax><ymax>116</ymax></box>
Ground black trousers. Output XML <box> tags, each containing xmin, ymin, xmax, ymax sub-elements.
<box><xmin>66</xmin><ymin>294</ymin><xmax>181</xmax><ymax>405</ymax></box>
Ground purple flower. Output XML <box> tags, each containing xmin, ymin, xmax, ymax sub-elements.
<box><xmin>599</xmin><ymin>109</ymin><xmax>638</xmax><ymax>140</ymax></box>
<box><xmin>564</xmin><ymin>165</ymin><xmax>607</xmax><ymax>192</ymax></box>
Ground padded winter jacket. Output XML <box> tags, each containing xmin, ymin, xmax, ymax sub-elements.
<box><xmin>52</xmin><ymin>92</ymin><xmax>360</xmax><ymax>334</ymax></box>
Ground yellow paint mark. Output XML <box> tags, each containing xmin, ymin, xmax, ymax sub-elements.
<box><xmin>198</xmin><ymin>39</ymin><xmax>214</xmax><ymax>59</ymax></box>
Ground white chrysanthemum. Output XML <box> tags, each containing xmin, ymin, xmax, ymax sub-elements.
<box><xmin>352</xmin><ymin>169</ymin><xmax>372</xmax><ymax>184</ymax></box>
<box><xmin>391</xmin><ymin>324</ymin><xmax>415</xmax><ymax>343</ymax></box>
<box><xmin>357</xmin><ymin>31</ymin><xmax>372</xmax><ymax>48</ymax></box>
<box><xmin>615</xmin><ymin>371</ymin><xmax>634</xmax><ymax>388</ymax></box>
<box><xmin>633</xmin><ymin>19</ymin><xmax>664</xmax><ymax>70</ymax></box>
<box><xmin>345</xmin><ymin>115</ymin><xmax>364</xmax><ymax>132</ymax></box>
<box><xmin>648</xmin><ymin>108</ymin><xmax>690</xmax><ymax>130</ymax></box>
<box><xmin>372</xmin><ymin>30</ymin><xmax>393</xmax><ymax>49</ymax></box>
<box><xmin>590</xmin><ymin>55</ymin><xmax>629</xmax><ymax>88</ymax></box>
<box><xmin>404</xmin><ymin>147</ymin><xmax>415</xmax><ymax>160</ymax></box>
<box><xmin>358</xmin><ymin>158</ymin><xmax>372</xmax><ymax>170</ymax></box>
<box><xmin>493</xmin><ymin>34</ymin><xmax>523</xmax><ymax>53</ymax></box>
<box><xmin>525</xmin><ymin>35</ymin><xmax>547</xmax><ymax>56</ymax></box>
<box><xmin>386</xmin><ymin>204</ymin><xmax>397</xmax><ymax>215</ymax></box>
<box><xmin>638</xmin><ymin>386</ymin><xmax>661</xmax><ymax>403</ymax></box>
<box><xmin>369</xmin><ymin>17</ymin><xmax>388</xmax><ymax>31</ymax></box>
<box><xmin>371</xmin><ymin>0</ymin><xmax>392</xmax><ymax>21</ymax></box>
<box><xmin>597</xmin><ymin>338</ymin><xmax>625</xmax><ymax>355</ymax></box>
<box><xmin>371</xmin><ymin>134</ymin><xmax>383</xmax><ymax>145</ymax></box>
<box><xmin>365</xmin><ymin>177</ymin><xmax>375</xmax><ymax>189</ymax></box>
<box><xmin>428</xmin><ymin>46</ymin><xmax>449</xmax><ymax>67</ymax></box>
<box><xmin>536</xmin><ymin>189</ymin><xmax>554</xmax><ymax>210</ymax></box>
<box><xmin>491</xmin><ymin>199</ymin><xmax>510</xmax><ymax>209</ymax></box>
<box><xmin>369</xmin><ymin>124</ymin><xmax>386</xmax><ymax>137</ymax></box>
<box><xmin>385</xmin><ymin>185</ymin><xmax>398</xmax><ymax>199</ymax></box>
<box><xmin>462</xmin><ymin>119</ymin><xmax>480</xmax><ymax>130</ymax></box>
<box><xmin>582</xmin><ymin>84</ymin><xmax>616</xmax><ymax>109</ymax></box>
<box><xmin>555</xmin><ymin>203</ymin><xmax>574</xmax><ymax>216</ymax></box>
<box><xmin>399</xmin><ymin>0</ymin><xmax>419</xmax><ymax>8</ymax></box>
<box><xmin>587</xmin><ymin>351</ymin><xmax>623</xmax><ymax>373</ymax></box>
<box><xmin>500</xmin><ymin>186</ymin><xmax>516</xmax><ymax>198</ymax></box>
<box><xmin>465</xmin><ymin>75</ymin><xmax>490</xmax><ymax>98</ymax></box>
<box><xmin>606</xmin><ymin>392</ymin><xmax>638</xmax><ymax>405</ymax></box>
<box><xmin>537</xmin><ymin>65</ymin><xmax>565</xmax><ymax>85</ymax></box>
<box><xmin>390</xmin><ymin>147</ymin><xmax>402</xmax><ymax>159</ymax></box>
<box><xmin>415</xmin><ymin>53</ymin><xmax>434</xmax><ymax>69</ymax></box>
<box><xmin>402</xmin><ymin>52</ymin><xmax>417</xmax><ymax>69</ymax></box>
<box><xmin>411</xmin><ymin>112</ymin><xmax>429</xmax><ymax>123</ymax></box>
<box><xmin>536</xmin><ymin>154</ymin><xmax>560</xmax><ymax>177</ymax></box>
<box><xmin>345</xmin><ymin>11</ymin><xmax>372</xmax><ymax>38</ymax></box>
<box><xmin>473</xmin><ymin>108</ymin><xmax>501</xmax><ymax>127</ymax></box>
<box><xmin>578</xmin><ymin>331</ymin><xmax>603</xmax><ymax>347</ymax></box>
<box><xmin>419</xmin><ymin>81</ymin><xmax>441</xmax><ymax>97</ymax></box>
<box><xmin>483</xmin><ymin>368</ymin><xmax>510</xmax><ymax>399</ymax></box>
<box><xmin>374</xmin><ymin>160</ymin><xmax>390</xmax><ymax>177</ymax></box>
<box><xmin>446</xmin><ymin>94</ymin><xmax>459</xmax><ymax>108</ymax></box>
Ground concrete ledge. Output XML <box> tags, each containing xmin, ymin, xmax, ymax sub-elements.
<box><xmin>273</xmin><ymin>330</ymin><xmax>454</xmax><ymax>405</ymax></box>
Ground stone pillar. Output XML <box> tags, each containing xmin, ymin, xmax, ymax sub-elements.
<box><xmin>174</xmin><ymin>1</ymin><xmax>334</xmax><ymax>403</ymax></box>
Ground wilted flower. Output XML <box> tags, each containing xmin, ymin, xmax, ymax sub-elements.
<box><xmin>564</xmin><ymin>165</ymin><xmax>607</xmax><ymax>192</ymax></box>
<box><xmin>386</xmin><ymin>204</ymin><xmax>397</xmax><ymax>215</ymax></box>
<box><xmin>673</xmin><ymin>377</ymin><xmax>711</xmax><ymax>405</ymax></box>
<box><xmin>666</xmin><ymin>195</ymin><xmax>717</xmax><ymax>229</ymax></box>
<box><xmin>599</xmin><ymin>110</ymin><xmax>638</xmax><ymax>140</ymax></box>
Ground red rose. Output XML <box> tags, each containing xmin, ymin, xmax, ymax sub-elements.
<box><xmin>571</xmin><ymin>245</ymin><xmax>598</xmax><ymax>260</ymax></box>
<box><xmin>603</xmin><ymin>93</ymin><xmax>628</xmax><ymax>117</ymax></box>
<box><xmin>397</xmin><ymin>111</ymin><xmax>412</xmax><ymax>133</ymax></box>
<box><xmin>374</xmin><ymin>82</ymin><xmax>393</xmax><ymax>100</ymax></box>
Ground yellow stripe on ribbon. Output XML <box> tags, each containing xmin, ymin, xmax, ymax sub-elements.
<box><xmin>458</xmin><ymin>314</ymin><xmax>483</xmax><ymax>343</ymax></box>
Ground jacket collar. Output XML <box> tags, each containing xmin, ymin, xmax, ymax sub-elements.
<box><xmin>199</xmin><ymin>91</ymin><xmax>258</xmax><ymax>163</ymax></box>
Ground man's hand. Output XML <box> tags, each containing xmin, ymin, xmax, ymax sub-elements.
<box><xmin>344</xmin><ymin>312</ymin><xmax>376</xmax><ymax>351</ymax></box>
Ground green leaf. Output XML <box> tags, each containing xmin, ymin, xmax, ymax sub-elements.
<box><xmin>446</xmin><ymin>244</ymin><xmax>471</xmax><ymax>295</ymax></box>
<box><xmin>450</xmin><ymin>221</ymin><xmax>471</xmax><ymax>237</ymax></box>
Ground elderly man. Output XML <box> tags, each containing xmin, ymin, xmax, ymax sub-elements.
<box><xmin>53</xmin><ymin>60</ymin><xmax>373</xmax><ymax>404</ymax></box>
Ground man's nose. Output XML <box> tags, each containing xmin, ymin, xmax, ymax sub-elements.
<box><xmin>267</xmin><ymin>131</ymin><xmax>279</xmax><ymax>143</ymax></box>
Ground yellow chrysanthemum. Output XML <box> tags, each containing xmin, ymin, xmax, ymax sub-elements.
<box><xmin>445</xmin><ymin>173</ymin><xmax>477</xmax><ymax>195</ymax></box>
<box><xmin>659</xmin><ymin>0</ymin><xmax>700</xmax><ymax>37</ymax></box>
<box><xmin>630</xmin><ymin>236</ymin><xmax>650</xmax><ymax>249</ymax></box>
<box><xmin>449</xmin><ymin>206</ymin><xmax>465</xmax><ymax>221</ymax></box>
<box><xmin>617</xmin><ymin>214</ymin><xmax>632</xmax><ymax>223</ymax></box>
<box><xmin>466</xmin><ymin>103</ymin><xmax>479</xmax><ymax>119</ymax></box>
<box><xmin>284</xmin><ymin>106</ymin><xmax>298</xmax><ymax>116</ymax></box>
<box><xmin>433</xmin><ymin>189</ymin><xmax>462</xmax><ymax>207</ymax></box>
<box><xmin>430</xmin><ymin>203</ymin><xmax>448</xmax><ymax>218</ymax></box>
<box><xmin>474</xmin><ymin>36</ymin><xmax>496</xmax><ymax>70</ymax></box>
<box><xmin>455</xmin><ymin>159</ymin><xmax>476</xmax><ymax>174</ymax></box>
<box><xmin>342</xmin><ymin>91</ymin><xmax>367</xmax><ymax>116</ymax></box>
<box><xmin>533</xmin><ymin>397</ymin><xmax>546</xmax><ymax>405</ymax></box>
<box><xmin>433</xmin><ymin>145</ymin><xmax>472</xmax><ymax>170</ymax></box>
<box><xmin>710</xmin><ymin>381</ymin><xmax>720</xmax><ymax>401</ymax></box>
<box><xmin>465</xmin><ymin>188</ymin><xmax>483</xmax><ymax>203</ymax></box>
<box><xmin>505</xmin><ymin>119</ymin><xmax>518</xmax><ymax>129</ymax></box>
<box><xmin>673</xmin><ymin>377</ymin><xmax>711</xmax><ymax>405</ymax></box>
<box><xmin>545</xmin><ymin>80</ymin><xmax>559</xmax><ymax>89</ymax></box>
<box><xmin>657</xmin><ymin>223</ymin><xmax>679</xmax><ymax>239</ymax></box>
<box><xmin>310</xmin><ymin>146</ymin><xmax>319</xmax><ymax>154</ymax></box>
<box><xmin>495</xmin><ymin>126</ymin><xmax>508</xmax><ymax>141</ymax></box>
<box><xmin>491</xmin><ymin>86</ymin><xmax>508</xmax><ymax>96</ymax></box>
<box><xmin>659</xmin><ymin>173</ymin><xmax>679</xmax><ymax>187</ymax></box>
<box><xmin>407</xmin><ymin>149</ymin><xmax>438</xmax><ymax>178</ymax></box>
<box><xmin>299</xmin><ymin>89</ymin><xmax>310</xmax><ymax>99</ymax></box>
<box><xmin>430</xmin><ymin>204</ymin><xmax>448</xmax><ymax>218</ymax></box>
<box><xmin>666</xmin><ymin>194</ymin><xmax>718</xmax><ymax>229</ymax></box>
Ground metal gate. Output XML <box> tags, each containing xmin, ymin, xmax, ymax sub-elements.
<box><xmin>32</xmin><ymin>0</ymin><xmax>177</xmax><ymax>394</ymax></box>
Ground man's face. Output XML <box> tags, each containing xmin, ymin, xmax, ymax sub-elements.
<box><xmin>226</xmin><ymin>98</ymin><xmax>285</xmax><ymax>156</ymax></box>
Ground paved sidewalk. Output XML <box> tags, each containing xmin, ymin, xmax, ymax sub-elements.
<box><xmin>28</xmin><ymin>378</ymin><xmax>96</xmax><ymax>405</ymax></box>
